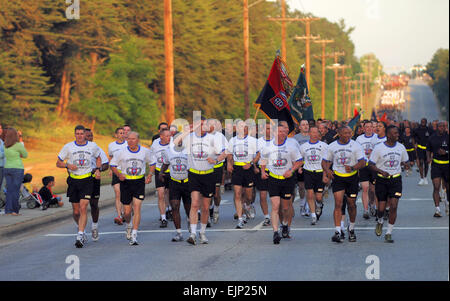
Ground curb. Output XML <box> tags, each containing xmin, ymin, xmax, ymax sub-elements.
<box><xmin>0</xmin><ymin>186</ymin><xmax>156</xmax><ymax>244</ymax></box>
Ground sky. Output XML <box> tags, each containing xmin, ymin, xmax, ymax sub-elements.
<box><xmin>283</xmin><ymin>0</ymin><xmax>449</xmax><ymax>73</ymax></box>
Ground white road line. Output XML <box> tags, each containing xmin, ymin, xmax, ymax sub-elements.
<box><xmin>251</xmin><ymin>220</ymin><xmax>265</xmax><ymax>231</ymax></box>
<box><xmin>45</xmin><ymin>226</ymin><xmax>449</xmax><ymax>237</ymax></box>
<box><xmin>144</xmin><ymin>199</ymin><xmax>232</xmax><ymax>206</ymax></box>
<box><xmin>356</xmin><ymin>198</ymin><xmax>431</xmax><ymax>204</ymax></box>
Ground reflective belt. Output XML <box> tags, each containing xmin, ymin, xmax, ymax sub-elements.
<box><xmin>406</xmin><ymin>148</ymin><xmax>415</xmax><ymax>152</ymax></box>
<box><xmin>305</xmin><ymin>169</ymin><xmax>323</xmax><ymax>173</ymax></box>
<box><xmin>377</xmin><ymin>173</ymin><xmax>401</xmax><ymax>179</ymax></box>
<box><xmin>258</xmin><ymin>165</ymin><xmax>269</xmax><ymax>171</ymax></box>
<box><xmin>125</xmin><ymin>175</ymin><xmax>144</xmax><ymax>180</ymax></box>
<box><xmin>433</xmin><ymin>159</ymin><xmax>449</xmax><ymax>164</ymax></box>
<box><xmin>171</xmin><ymin>177</ymin><xmax>188</xmax><ymax>183</ymax></box>
<box><xmin>156</xmin><ymin>167</ymin><xmax>170</xmax><ymax>173</ymax></box>
<box><xmin>69</xmin><ymin>173</ymin><xmax>92</xmax><ymax>179</ymax></box>
<box><xmin>234</xmin><ymin>161</ymin><xmax>250</xmax><ymax>166</ymax></box>
<box><xmin>269</xmin><ymin>172</ymin><xmax>288</xmax><ymax>180</ymax></box>
<box><xmin>189</xmin><ymin>168</ymin><xmax>214</xmax><ymax>175</ymax></box>
<box><xmin>334</xmin><ymin>170</ymin><xmax>358</xmax><ymax>177</ymax></box>
<box><xmin>417</xmin><ymin>144</ymin><xmax>426</xmax><ymax>150</ymax></box>
<box><xmin>214</xmin><ymin>162</ymin><xmax>224</xmax><ymax>168</ymax></box>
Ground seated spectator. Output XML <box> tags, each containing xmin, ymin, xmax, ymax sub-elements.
<box><xmin>22</xmin><ymin>173</ymin><xmax>37</xmax><ymax>194</ymax></box>
<box><xmin>39</xmin><ymin>176</ymin><xmax>64</xmax><ymax>210</ymax></box>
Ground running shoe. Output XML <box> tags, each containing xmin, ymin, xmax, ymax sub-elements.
<box><xmin>249</xmin><ymin>205</ymin><xmax>256</xmax><ymax>219</ymax></box>
<box><xmin>363</xmin><ymin>211</ymin><xmax>370</xmax><ymax>220</ymax></box>
<box><xmin>348</xmin><ymin>227</ymin><xmax>356</xmax><ymax>242</ymax></box>
<box><xmin>235</xmin><ymin>220</ymin><xmax>245</xmax><ymax>229</ymax></box>
<box><xmin>423</xmin><ymin>178</ymin><xmax>429</xmax><ymax>185</ymax></box>
<box><xmin>187</xmin><ymin>233</ymin><xmax>197</xmax><ymax>245</ymax></box>
<box><xmin>213</xmin><ymin>210</ymin><xmax>219</xmax><ymax>224</ymax></box>
<box><xmin>383</xmin><ymin>209</ymin><xmax>389</xmax><ymax>221</ymax></box>
<box><xmin>331</xmin><ymin>232</ymin><xmax>341</xmax><ymax>243</ymax></box>
<box><xmin>315</xmin><ymin>202</ymin><xmax>323</xmax><ymax>220</ymax></box>
<box><xmin>160</xmin><ymin>219</ymin><xmax>168</xmax><ymax>228</ymax></box>
<box><xmin>220</xmin><ymin>185</ymin><xmax>225</xmax><ymax>194</ymax></box>
<box><xmin>434</xmin><ymin>210</ymin><xmax>442</xmax><ymax>218</ymax></box>
<box><xmin>75</xmin><ymin>239</ymin><xmax>84</xmax><ymax>248</ymax></box>
<box><xmin>207</xmin><ymin>217</ymin><xmax>211</xmax><ymax>228</ymax></box>
<box><xmin>375</xmin><ymin>222</ymin><xmax>383</xmax><ymax>236</ymax></box>
<box><xmin>281</xmin><ymin>224</ymin><xmax>289</xmax><ymax>238</ymax></box>
<box><xmin>233</xmin><ymin>213</ymin><xmax>238</xmax><ymax>220</ymax></box>
<box><xmin>262</xmin><ymin>218</ymin><xmax>271</xmax><ymax>226</ymax></box>
<box><xmin>114</xmin><ymin>216</ymin><xmax>123</xmax><ymax>225</ymax></box>
<box><xmin>209</xmin><ymin>208</ymin><xmax>214</xmax><ymax>219</ymax></box>
<box><xmin>121</xmin><ymin>216</ymin><xmax>126</xmax><ymax>223</ymax></box>
<box><xmin>126</xmin><ymin>226</ymin><xmax>132</xmax><ymax>240</ymax></box>
<box><xmin>129</xmin><ymin>237</ymin><xmax>139</xmax><ymax>246</ymax></box>
<box><xmin>199</xmin><ymin>233</ymin><xmax>208</xmax><ymax>244</ymax></box>
<box><xmin>242</xmin><ymin>214</ymin><xmax>248</xmax><ymax>224</ymax></box>
<box><xmin>384</xmin><ymin>234</ymin><xmax>394</xmax><ymax>243</ymax></box>
<box><xmin>172</xmin><ymin>232</ymin><xmax>183</xmax><ymax>242</ymax></box>
<box><xmin>92</xmin><ymin>228</ymin><xmax>99</xmax><ymax>242</ymax></box>
<box><xmin>311</xmin><ymin>216</ymin><xmax>317</xmax><ymax>225</ymax></box>
<box><xmin>273</xmin><ymin>231</ymin><xmax>281</xmax><ymax>244</ymax></box>
<box><xmin>418</xmin><ymin>178</ymin><xmax>424</xmax><ymax>186</ymax></box>
<box><xmin>166</xmin><ymin>210</ymin><xmax>173</xmax><ymax>221</ymax></box>
<box><xmin>369</xmin><ymin>205</ymin><xmax>377</xmax><ymax>217</ymax></box>
<box><xmin>300</xmin><ymin>206</ymin><xmax>307</xmax><ymax>216</ymax></box>
<box><xmin>445</xmin><ymin>201</ymin><xmax>449</xmax><ymax>216</ymax></box>
<box><xmin>439</xmin><ymin>189</ymin><xmax>446</xmax><ymax>201</ymax></box>
<box><xmin>340</xmin><ymin>230</ymin><xmax>345</xmax><ymax>241</ymax></box>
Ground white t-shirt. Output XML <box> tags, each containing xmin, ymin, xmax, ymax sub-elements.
<box><xmin>90</xmin><ymin>146</ymin><xmax>109</xmax><ymax>169</ymax></box>
<box><xmin>213</xmin><ymin>131</ymin><xmax>229</xmax><ymax>164</ymax></box>
<box><xmin>257</xmin><ymin>137</ymin><xmax>272</xmax><ymax>166</ymax></box>
<box><xmin>299</xmin><ymin>140</ymin><xmax>328</xmax><ymax>171</ymax></box>
<box><xmin>356</xmin><ymin>133</ymin><xmax>377</xmax><ymax>161</ymax></box>
<box><xmin>324</xmin><ymin>140</ymin><xmax>365</xmax><ymax>175</ymax></box>
<box><xmin>371</xmin><ymin>135</ymin><xmax>387</xmax><ymax>149</ymax></box>
<box><xmin>150</xmin><ymin>138</ymin><xmax>171</xmax><ymax>171</ymax></box>
<box><xmin>227</xmin><ymin>135</ymin><xmax>258</xmax><ymax>163</ymax></box>
<box><xmin>58</xmin><ymin>141</ymin><xmax>101</xmax><ymax>176</ymax></box>
<box><xmin>261</xmin><ymin>138</ymin><xmax>302</xmax><ymax>176</ymax></box>
<box><xmin>108</xmin><ymin>140</ymin><xmax>128</xmax><ymax>158</ymax></box>
<box><xmin>162</xmin><ymin>144</ymin><xmax>189</xmax><ymax>180</ymax></box>
<box><xmin>182</xmin><ymin>132</ymin><xmax>225</xmax><ymax>171</ymax></box>
<box><xmin>110</xmin><ymin>145</ymin><xmax>153</xmax><ymax>177</ymax></box>
<box><xmin>369</xmin><ymin>142</ymin><xmax>409</xmax><ymax>176</ymax></box>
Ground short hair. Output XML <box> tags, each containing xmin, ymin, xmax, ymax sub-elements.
<box><xmin>42</xmin><ymin>176</ymin><xmax>55</xmax><ymax>186</ymax></box>
<box><xmin>386</xmin><ymin>125</ymin><xmax>398</xmax><ymax>135</ymax></box>
<box><xmin>379</xmin><ymin>121</ymin><xmax>387</xmax><ymax>129</ymax></box>
<box><xmin>128</xmin><ymin>131</ymin><xmax>139</xmax><ymax>139</ymax></box>
<box><xmin>160</xmin><ymin>128</ymin><xmax>170</xmax><ymax>135</ymax></box>
<box><xmin>158</xmin><ymin>122</ymin><xmax>168</xmax><ymax>130</ymax></box>
<box><xmin>123</xmin><ymin>124</ymin><xmax>131</xmax><ymax>129</ymax></box>
<box><xmin>23</xmin><ymin>173</ymin><xmax>33</xmax><ymax>183</ymax></box>
<box><xmin>85</xmin><ymin>128</ymin><xmax>91</xmax><ymax>132</ymax></box>
<box><xmin>309</xmin><ymin>126</ymin><xmax>319</xmax><ymax>131</ymax></box>
<box><xmin>115</xmin><ymin>127</ymin><xmax>124</xmax><ymax>134</ymax></box>
<box><xmin>74</xmin><ymin>125</ymin><xmax>85</xmax><ymax>132</ymax></box>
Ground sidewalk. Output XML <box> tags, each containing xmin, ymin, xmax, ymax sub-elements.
<box><xmin>0</xmin><ymin>182</ymin><xmax>156</xmax><ymax>243</ymax></box>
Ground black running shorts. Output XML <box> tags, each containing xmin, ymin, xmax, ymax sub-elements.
<box><xmin>231</xmin><ymin>165</ymin><xmax>255</xmax><ymax>188</ymax></box>
<box><xmin>304</xmin><ymin>170</ymin><xmax>325</xmax><ymax>193</ymax></box>
<box><xmin>254</xmin><ymin>168</ymin><xmax>269</xmax><ymax>191</ymax></box>
<box><xmin>92</xmin><ymin>177</ymin><xmax>101</xmax><ymax>199</ymax></box>
<box><xmin>169</xmin><ymin>179</ymin><xmax>191</xmax><ymax>205</ymax></box>
<box><xmin>120</xmin><ymin>177</ymin><xmax>145</xmax><ymax>205</ymax></box>
<box><xmin>417</xmin><ymin>148</ymin><xmax>427</xmax><ymax>161</ymax></box>
<box><xmin>375</xmin><ymin>176</ymin><xmax>402</xmax><ymax>202</ymax></box>
<box><xmin>296</xmin><ymin>170</ymin><xmax>305</xmax><ymax>182</ymax></box>
<box><xmin>155</xmin><ymin>169</ymin><xmax>170</xmax><ymax>189</ymax></box>
<box><xmin>331</xmin><ymin>173</ymin><xmax>359</xmax><ymax>198</ymax></box>
<box><xmin>407</xmin><ymin>150</ymin><xmax>417</xmax><ymax>162</ymax></box>
<box><xmin>111</xmin><ymin>173</ymin><xmax>121</xmax><ymax>186</ymax></box>
<box><xmin>431</xmin><ymin>162</ymin><xmax>449</xmax><ymax>182</ymax></box>
<box><xmin>359</xmin><ymin>165</ymin><xmax>376</xmax><ymax>184</ymax></box>
<box><xmin>188</xmin><ymin>171</ymin><xmax>215</xmax><ymax>198</ymax></box>
<box><xmin>66</xmin><ymin>176</ymin><xmax>94</xmax><ymax>203</ymax></box>
<box><xmin>213</xmin><ymin>164</ymin><xmax>224</xmax><ymax>187</ymax></box>
<box><xmin>268</xmin><ymin>175</ymin><xmax>296</xmax><ymax>200</ymax></box>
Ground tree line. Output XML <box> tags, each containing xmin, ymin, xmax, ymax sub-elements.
<box><xmin>426</xmin><ymin>48</ymin><xmax>449</xmax><ymax>118</ymax></box>
<box><xmin>0</xmin><ymin>0</ymin><xmax>380</xmax><ymax>138</ymax></box>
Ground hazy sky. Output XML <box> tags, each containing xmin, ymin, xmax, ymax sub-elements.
<box><xmin>284</xmin><ymin>0</ymin><xmax>449</xmax><ymax>73</ymax></box>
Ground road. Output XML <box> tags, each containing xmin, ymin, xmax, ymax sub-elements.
<box><xmin>404</xmin><ymin>79</ymin><xmax>443</xmax><ymax>121</ymax></box>
<box><xmin>0</xmin><ymin>169</ymin><xmax>448</xmax><ymax>281</ymax></box>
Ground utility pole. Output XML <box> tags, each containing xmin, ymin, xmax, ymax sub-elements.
<box><xmin>313</xmin><ymin>39</ymin><xmax>334</xmax><ymax>119</ymax></box>
<box><xmin>164</xmin><ymin>0</ymin><xmax>175</xmax><ymax>124</ymax></box>
<box><xmin>364</xmin><ymin>55</ymin><xmax>376</xmax><ymax>92</ymax></box>
<box><xmin>243</xmin><ymin>0</ymin><xmax>250</xmax><ymax>119</ymax></box>
<box><xmin>325</xmin><ymin>51</ymin><xmax>345</xmax><ymax>120</ymax></box>
<box><xmin>294</xmin><ymin>18</ymin><xmax>321</xmax><ymax>87</ymax></box>
<box><xmin>340</xmin><ymin>75</ymin><xmax>351</xmax><ymax>119</ymax></box>
<box><xmin>356</xmin><ymin>73</ymin><xmax>365</xmax><ymax>118</ymax></box>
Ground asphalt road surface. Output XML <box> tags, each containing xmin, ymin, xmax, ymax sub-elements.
<box><xmin>404</xmin><ymin>79</ymin><xmax>443</xmax><ymax>121</ymax></box>
<box><xmin>0</xmin><ymin>168</ymin><xmax>448</xmax><ymax>281</ymax></box>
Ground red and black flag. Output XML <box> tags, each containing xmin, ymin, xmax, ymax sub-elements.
<box><xmin>254</xmin><ymin>53</ymin><xmax>295</xmax><ymax>133</ymax></box>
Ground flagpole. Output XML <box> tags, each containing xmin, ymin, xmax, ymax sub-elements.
<box><xmin>253</xmin><ymin>106</ymin><xmax>260</xmax><ymax>121</ymax></box>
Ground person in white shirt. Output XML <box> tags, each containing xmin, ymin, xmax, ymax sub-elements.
<box><xmin>369</xmin><ymin>125</ymin><xmax>409</xmax><ymax>243</ymax></box>
<box><xmin>260</xmin><ymin>123</ymin><xmax>303</xmax><ymax>244</ymax></box>
<box><xmin>56</xmin><ymin>125</ymin><xmax>102</xmax><ymax>248</ymax></box>
<box><xmin>110</xmin><ymin>131</ymin><xmax>153</xmax><ymax>246</ymax></box>
<box><xmin>322</xmin><ymin>126</ymin><xmax>366</xmax><ymax>243</ymax></box>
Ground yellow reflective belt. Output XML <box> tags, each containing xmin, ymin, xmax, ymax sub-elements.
<box><xmin>214</xmin><ymin>162</ymin><xmax>224</xmax><ymax>168</ymax></box>
<box><xmin>156</xmin><ymin>167</ymin><xmax>170</xmax><ymax>173</ymax></box>
<box><xmin>171</xmin><ymin>177</ymin><xmax>189</xmax><ymax>183</ymax></box>
<box><xmin>334</xmin><ymin>170</ymin><xmax>358</xmax><ymax>177</ymax></box>
<box><xmin>258</xmin><ymin>165</ymin><xmax>269</xmax><ymax>171</ymax></box>
<box><xmin>305</xmin><ymin>169</ymin><xmax>323</xmax><ymax>173</ymax></box>
<box><xmin>269</xmin><ymin>172</ymin><xmax>289</xmax><ymax>180</ymax></box>
<box><xmin>234</xmin><ymin>161</ymin><xmax>250</xmax><ymax>166</ymax></box>
<box><xmin>189</xmin><ymin>168</ymin><xmax>214</xmax><ymax>175</ymax></box>
<box><xmin>377</xmin><ymin>173</ymin><xmax>401</xmax><ymax>179</ymax></box>
<box><xmin>433</xmin><ymin>159</ymin><xmax>449</xmax><ymax>164</ymax></box>
<box><xmin>417</xmin><ymin>144</ymin><xmax>426</xmax><ymax>150</ymax></box>
<box><xmin>70</xmin><ymin>173</ymin><xmax>92</xmax><ymax>179</ymax></box>
<box><xmin>406</xmin><ymin>148</ymin><xmax>415</xmax><ymax>152</ymax></box>
<box><xmin>125</xmin><ymin>175</ymin><xmax>144</xmax><ymax>180</ymax></box>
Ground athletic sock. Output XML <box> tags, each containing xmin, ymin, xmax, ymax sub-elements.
<box><xmin>378</xmin><ymin>218</ymin><xmax>384</xmax><ymax>224</ymax></box>
<box><xmin>190</xmin><ymin>224</ymin><xmax>197</xmax><ymax>235</ymax></box>
<box><xmin>168</xmin><ymin>205</ymin><xmax>172</xmax><ymax>211</ymax></box>
<box><xmin>349</xmin><ymin>223</ymin><xmax>355</xmax><ymax>231</ymax></box>
<box><xmin>200</xmin><ymin>223</ymin><xmax>207</xmax><ymax>234</ymax></box>
<box><xmin>386</xmin><ymin>224</ymin><xmax>394</xmax><ymax>234</ymax></box>
<box><xmin>264</xmin><ymin>214</ymin><xmax>270</xmax><ymax>219</ymax></box>
<box><xmin>238</xmin><ymin>217</ymin><xmax>243</xmax><ymax>222</ymax></box>
<box><xmin>340</xmin><ymin>221</ymin><xmax>345</xmax><ymax>229</ymax></box>
<box><xmin>161</xmin><ymin>214</ymin><xmax>166</xmax><ymax>221</ymax></box>
<box><xmin>176</xmin><ymin>229</ymin><xmax>181</xmax><ymax>234</ymax></box>
<box><xmin>311</xmin><ymin>213</ymin><xmax>317</xmax><ymax>218</ymax></box>
<box><xmin>436</xmin><ymin>206</ymin><xmax>441</xmax><ymax>212</ymax></box>
<box><xmin>335</xmin><ymin>226</ymin><xmax>341</xmax><ymax>233</ymax></box>
<box><xmin>92</xmin><ymin>222</ymin><xmax>98</xmax><ymax>230</ymax></box>
<box><xmin>132</xmin><ymin>229</ymin><xmax>137</xmax><ymax>236</ymax></box>
<box><xmin>300</xmin><ymin>198</ymin><xmax>306</xmax><ymax>207</ymax></box>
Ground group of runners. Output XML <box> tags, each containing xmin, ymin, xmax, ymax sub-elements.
<box><xmin>56</xmin><ymin>116</ymin><xmax>449</xmax><ymax>248</ymax></box>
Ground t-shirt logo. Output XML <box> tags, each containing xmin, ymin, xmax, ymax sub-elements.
<box><xmin>157</xmin><ymin>152</ymin><xmax>164</xmax><ymax>164</ymax></box>
<box><xmin>235</xmin><ymin>145</ymin><xmax>248</xmax><ymax>158</ymax></box>
<box><xmin>384</xmin><ymin>155</ymin><xmax>399</xmax><ymax>168</ymax></box>
<box><xmin>338</xmin><ymin>152</ymin><xmax>348</xmax><ymax>165</ymax></box>
<box><xmin>78</xmin><ymin>154</ymin><xmax>86</xmax><ymax>167</ymax></box>
<box><xmin>273</xmin><ymin>152</ymin><xmax>287</xmax><ymax>167</ymax></box>
<box><xmin>308</xmin><ymin>150</ymin><xmax>320</xmax><ymax>162</ymax></box>
<box><xmin>173</xmin><ymin>159</ymin><xmax>187</xmax><ymax>172</ymax></box>
<box><xmin>127</xmin><ymin>161</ymin><xmax>141</xmax><ymax>175</ymax></box>
<box><xmin>364</xmin><ymin>144</ymin><xmax>371</xmax><ymax>156</ymax></box>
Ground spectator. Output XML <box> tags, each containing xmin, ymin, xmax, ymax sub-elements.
<box><xmin>3</xmin><ymin>127</ymin><xmax>28</xmax><ymax>216</ymax></box>
<box><xmin>22</xmin><ymin>173</ymin><xmax>37</xmax><ymax>193</ymax></box>
<box><xmin>39</xmin><ymin>176</ymin><xmax>64</xmax><ymax>210</ymax></box>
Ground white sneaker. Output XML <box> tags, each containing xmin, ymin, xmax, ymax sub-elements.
<box><xmin>220</xmin><ymin>185</ymin><xmax>225</xmax><ymax>195</ymax></box>
<box><xmin>423</xmin><ymin>178</ymin><xmax>429</xmax><ymax>185</ymax></box>
<box><xmin>126</xmin><ymin>226</ymin><xmax>132</xmax><ymax>240</ymax></box>
<box><xmin>91</xmin><ymin>228</ymin><xmax>99</xmax><ymax>241</ymax></box>
<box><xmin>199</xmin><ymin>232</ymin><xmax>208</xmax><ymax>244</ymax></box>
<box><xmin>439</xmin><ymin>189</ymin><xmax>446</xmax><ymax>201</ymax></box>
<box><xmin>418</xmin><ymin>178</ymin><xmax>424</xmax><ymax>186</ymax></box>
<box><xmin>249</xmin><ymin>205</ymin><xmax>256</xmax><ymax>219</ymax></box>
<box><xmin>300</xmin><ymin>206</ymin><xmax>307</xmax><ymax>216</ymax></box>
<box><xmin>213</xmin><ymin>210</ymin><xmax>219</xmax><ymax>224</ymax></box>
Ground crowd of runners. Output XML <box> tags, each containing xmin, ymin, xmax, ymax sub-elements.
<box><xmin>56</xmin><ymin>116</ymin><xmax>449</xmax><ymax>247</ymax></box>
